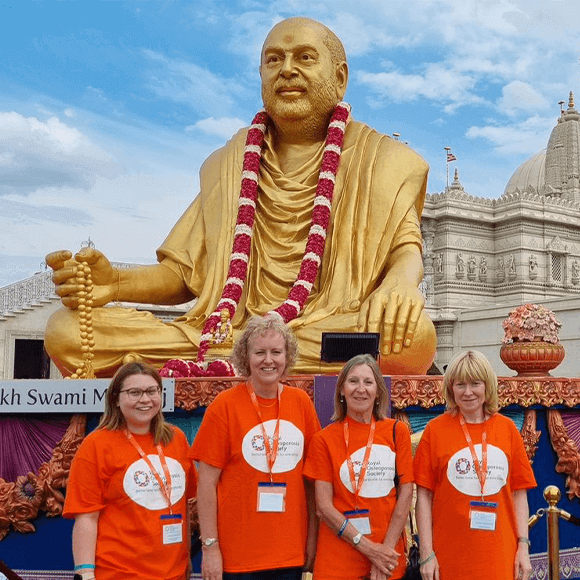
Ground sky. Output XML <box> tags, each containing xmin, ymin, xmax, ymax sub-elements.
<box><xmin>1</xmin><ymin>0</ymin><xmax>580</xmax><ymax>288</ymax></box>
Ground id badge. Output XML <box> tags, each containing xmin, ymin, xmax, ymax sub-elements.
<box><xmin>257</xmin><ymin>482</ymin><xmax>287</xmax><ymax>512</ymax></box>
<box><xmin>469</xmin><ymin>501</ymin><xmax>498</xmax><ymax>531</ymax></box>
<box><xmin>344</xmin><ymin>509</ymin><xmax>371</xmax><ymax>535</ymax></box>
<box><xmin>161</xmin><ymin>513</ymin><xmax>183</xmax><ymax>545</ymax></box>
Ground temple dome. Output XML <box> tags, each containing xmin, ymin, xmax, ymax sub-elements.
<box><xmin>504</xmin><ymin>149</ymin><xmax>546</xmax><ymax>195</ymax></box>
<box><xmin>503</xmin><ymin>92</ymin><xmax>580</xmax><ymax>202</ymax></box>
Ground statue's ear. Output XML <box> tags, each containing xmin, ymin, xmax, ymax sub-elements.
<box><xmin>335</xmin><ymin>61</ymin><xmax>349</xmax><ymax>100</ymax></box>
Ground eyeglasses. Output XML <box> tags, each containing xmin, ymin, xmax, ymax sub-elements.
<box><xmin>119</xmin><ymin>387</ymin><xmax>161</xmax><ymax>401</ymax></box>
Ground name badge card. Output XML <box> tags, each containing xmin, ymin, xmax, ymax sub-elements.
<box><xmin>161</xmin><ymin>513</ymin><xmax>183</xmax><ymax>545</ymax></box>
<box><xmin>469</xmin><ymin>501</ymin><xmax>498</xmax><ymax>531</ymax></box>
<box><xmin>257</xmin><ymin>482</ymin><xmax>287</xmax><ymax>513</ymax></box>
<box><xmin>344</xmin><ymin>509</ymin><xmax>372</xmax><ymax>535</ymax></box>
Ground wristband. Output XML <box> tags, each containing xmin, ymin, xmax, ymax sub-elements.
<box><xmin>74</xmin><ymin>565</ymin><xmax>96</xmax><ymax>571</ymax></box>
<box><xmin>419</xmin><ymin>552</ymin><xmax>436</xmax><ymax>567</ymax></box>
<box><xmin>518</xmin><ymin>537</ymin><xmax>531</xmax><ymax>546</ymax></box>
<box><xmin>337</xmin><ymin>518</ymin><xmax>348</xmax><ymax>538</ymax></box>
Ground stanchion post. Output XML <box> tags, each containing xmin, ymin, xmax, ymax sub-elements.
<box><xmin>544</xmin><ymin>485</ymin><xmax>561</xmax><ymax>580</ymax></box>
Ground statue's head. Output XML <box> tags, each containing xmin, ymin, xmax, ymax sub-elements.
<box><xmin>260</xmin><ymin>17</ymin><xmax>348</xmax><ymax>128</ymax></box>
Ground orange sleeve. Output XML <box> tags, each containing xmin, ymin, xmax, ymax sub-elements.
<box><xmin>413</xmin><ymin>421</ymin><xmax>437</xmax><ymax>491</ymax></box>
<box><xmin>189</xmin><ymin>394</ymin><xmax>231</xmax><ymax>469</ymax></box>
<box><xmin>303</xmin><ymin>430</ymin><xmax>334</xmax><ymax>483</ymax></box>
<box><xmin>394</xmin><ymin>420</ymin><xmax>414</xmax><ymax>484</ymax></box>
<box><xmin>63</xmin><ymin>434</ymin><xmax>106</xmax><ymax>518</ymax></box>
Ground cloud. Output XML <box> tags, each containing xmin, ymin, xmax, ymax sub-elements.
<box><xmin>142</xmin><ymin>49</ymin><xmax>247</xmax><ymax>116</ymax></box>
<box><xmin>0</xmin><ymin>112</ymin><xmax>122</xmax><ymax>196</ymax></box>
<box><xmin>466</xmin><ymin>115</ymin><xmax>554</xmax><ymax>155</ymax></box>
<box><xmin>186</xmin><ymin>116</ymin><xmax>246</xmax><ymax>140</ymax></box>
<box><xmin>497</xmin><ymin>81</ymin><xmax>550</xmax><ymax>116</ymax></box>
<box><xmin>357</xmin><ymin>63</ymin><xmax>486</xmax><ymax>110</ymax></box>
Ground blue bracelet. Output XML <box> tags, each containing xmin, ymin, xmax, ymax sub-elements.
<box><xmin>74</xmin><ymin>564</ymin><xmax>96</xmax><ymax>571</ymax></box>
<box><xmin>337</xmin><ymin>518</ymin><xmax>348</xmax><ymax>537</ymax></box>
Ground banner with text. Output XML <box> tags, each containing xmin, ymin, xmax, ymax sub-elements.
<box><xmin>0</xmin><ymin>379</ymin><xmax>175</xmax><ymax>413</ymax></box>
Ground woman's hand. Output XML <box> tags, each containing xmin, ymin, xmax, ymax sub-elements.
<box><xmin>514</xmin><ymin>544</ymin><xmax>532</xmax><ymax>580</ymax></box>
<box><xmin>201</xmin><ymin>544</ymin><xmax>223</xmax><ymax>580</ymax></box>
<box><xmin>420</xmin><ymin>553</ymin><xmax>439</xmax><ymax>580</ymax></box>
<box><xmin>358</xmin><ymin>537</ymin><xmax>399</xmax><ymax>576</ymax></box>
<box><xmin>370</xmin><ymin>563</ymin><xmax>389</xmax><ymax>580</ymax></box>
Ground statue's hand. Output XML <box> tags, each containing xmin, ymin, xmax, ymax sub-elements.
<box><xmin>357</xmin><ymin>276</ymin><xmax>425</xmax><ymax>355</ymax></box>
<box><xmin>46</xmin><ymin>248</ymin><xmax>117</xmax><ymax>309</ymax></box>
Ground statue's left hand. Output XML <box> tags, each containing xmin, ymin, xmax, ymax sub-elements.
<box><xmin>357</xmin><ymin>276</ymin><xmax>425</xmax><ymax>355</ymax></box>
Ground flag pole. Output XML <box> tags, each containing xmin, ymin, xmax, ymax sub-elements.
<box><xmin>444</xmin><ymin>147</ymin><xmax>451</xmax><ymax>189</ymax></box>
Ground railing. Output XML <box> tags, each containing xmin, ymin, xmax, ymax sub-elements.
<box><xmin>529</xmin><ymin>485</ymin><xmax>580</xmax><ymax>580</ymax></box>
<box><xmin>0</xmin><ymin>262</ymin><xmax>138</xmax><ymax>316</ymax></box>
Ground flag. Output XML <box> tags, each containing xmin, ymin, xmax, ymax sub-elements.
<box><xmin>446</xmin><ymin>151</ymin><xmax>457</xmax><ymax>162</ymax></box>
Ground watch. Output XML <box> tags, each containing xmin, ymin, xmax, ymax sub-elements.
<box><xmin>352</xmin><ymin>532</ymin><xmax>363</xmax><ymax>545</ymax></box>
<box><xmin>202</xmin><ymin>537</ymin><xmax>219</xmax><ymax>547</ymax></box>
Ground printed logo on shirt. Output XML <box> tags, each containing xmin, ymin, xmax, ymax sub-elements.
<box><xmin>339</xmin><ymin>444</ymin><xmax>396</xmax><ymax>498</ymax></box>
<box><xmin>123</xmin><ymin>455</ymin><xmax>186</xmax><ymax>510</ymax></box>
<box><xmin>242</xmin><ymin>419</ymin><xmax>304</xmax><ymax>473</ymax></box>
<box><xmin>447</xmin><ymin>444</ymin><xmax>509</xmax><ymax>496</ymax></box>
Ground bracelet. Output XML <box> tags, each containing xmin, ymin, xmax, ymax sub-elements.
<box><xmin>518</xmin><ymin>537</ymin><xmax>531</xmax><ymax>546</ymax></box>
<box><xmin>74</xmin><ymin>565</ymin><xmax>96</xmax><ymax>571</ymax></box>
<box><xmin>419</xmin><ymin>552</ymin><xmax>436</xmax><ymax>567</ymax></box>
<box><xmin>337</xmin><ymin>519</ymin><xmax>348</xmax><ymax>538</ymax></box>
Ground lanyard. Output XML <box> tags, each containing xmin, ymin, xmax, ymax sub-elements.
<box><xmin>125</xmin><ymin>430</ymin><xmax>174</xmax><ymax>514</ymax></box>
<box><xmin>247</xmin><ymin>384</ymin><xmax>283</xmax><ymax>482</ymax></box>
<box><xmin>459</xmin><ymin>415</ymin><xmax>488</xmax><ymax>500</ymax></box>
<box><xmin>343</xmin><ymin>417</ymin><xmax>376</xmax><ymax>509</ymax></box>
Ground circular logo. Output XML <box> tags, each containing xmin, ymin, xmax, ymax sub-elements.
<box><xmin>339</xmin><ymin>444</ymin><xmax>396</xmax><ymax>498</ymax></box>
<box><xmin>242</xmin><ymin>420</ymin><xmax>304</xmax><ymax>474</ymax></box>
<box><xmin>251</xmin><ymin>434</ymin><xmax>266</xmax><ymax>452</ymax></box>
<box><xmin>123</xmin><ymin>455</ymin><xmax>186</xmax><ymax>510</ymax></box>
<box><xmin>447</xmin><ymin>444</ymin><xmax>509</xmax><ymax>497</ymax></box>
<box><xmin>133</xmin><ymin>470</ymin><xmax>150</xmax><ymax>487</ymax></box>
<box><xmin>455</xmin><ymin>457</ymin><xmax>471</xmax><ymax>475</ymax></box>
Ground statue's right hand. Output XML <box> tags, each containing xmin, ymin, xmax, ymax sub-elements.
<box><xmin>46</xmin><ymin>248</ymin><xmax>117</xmax><ymax>309</ymax></box>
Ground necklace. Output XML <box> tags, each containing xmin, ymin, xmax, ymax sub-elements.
<box><xmin>197</xmin><ymin>101</ymin><xmax>351</xmax><ymax>361</ymax></box>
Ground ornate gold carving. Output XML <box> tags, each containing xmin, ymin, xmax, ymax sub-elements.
<box><xmin>521</xmin><ymin>409</ymin><xmax>541</xmax><ymax>463</ymax></box>
<box><xmin>390</xmin><ymin>378</ymin><xmax>446</xmax><ymax>409</ymax></box>
<box><xmin>0</xmin><ymin>414</ymin><xmax>86</xmax><ymax>540</ymax></box>
<box><xmin>547</xmin><ymin>409</ymin><xmax>580</xmax><ymax>500</ymax></box>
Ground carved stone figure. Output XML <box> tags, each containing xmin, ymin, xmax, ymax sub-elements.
<box><xmin>467</xmin><ymin>255</ymin><xmax>476</xmax><ymax>275</ymax></box>
<box><xmin>479</xmin><ymin>256</ymin><xmax>487</xmax><ymax>278</ymax></box>
<box><xmin>508</xmin><ymin>254</ymin><xmax>517</xmax><ymax>276</ymax></box>
<box><xmin>434</xmin><ymin>253</ymin><xmax>443</xmax><ymax>275</ymax></box>
<box><xmin>529</xmin><ymin>254</ymin><xmax>538</xmax><ymax>279</ymax></box>
<box><xmin>456</xmin><ymin>253</ymin><xmax>465</xmax><ymax>277</ymax></box>
<box><xmin>44</xmin><ymin>17</ymin><xmax>436</xmax><ymax>375</ymax></box>
<box><xmin>572</xmin><ymin>259</ymin><xmax>580</xmax><ymax>281</ymax></box>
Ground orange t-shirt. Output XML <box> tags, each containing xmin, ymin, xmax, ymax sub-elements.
<box><xmin>189</xmin><ymin>383</ymin><xmax>321</xmax><ymax>573</ymax></box>
<box><xmin>64</xmin><ymin>426</ymin><xmax>197</xmax><ymax>580</ymax></box>
<box><xmin>303</xmin><ymin>417</ymin><xmax>414</xmax><ymax>580</ymax></box>
<box><xmin>413</xmin><ymin>412</ymin><xmax>537</xmax><ymax>580</ymax></box>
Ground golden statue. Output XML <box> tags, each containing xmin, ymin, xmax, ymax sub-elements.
<box><xmin>211</xmin><ymin>309</ymin><xmax>234</xmax><ymax>346</ymax></box>
<box><xmin>44</xmin><ymin>17</ymin><xmax>437</xmax><ymax>376</ymax></box>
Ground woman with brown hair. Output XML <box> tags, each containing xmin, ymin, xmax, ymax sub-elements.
<box><xmin>304</xmin><ymin>354</ymin><xmax>414</xmax><ymax>580</ymax></box>
<box><xmin>64</xmin><ymin>362</ymin><xmax>197</xmax><ymax>580</ymax></box>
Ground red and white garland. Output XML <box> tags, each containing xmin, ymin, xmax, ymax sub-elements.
<box><xmin>194</xmin><ymin>101</ymin><xmax>351</xmax><ymax>363</ymax></box>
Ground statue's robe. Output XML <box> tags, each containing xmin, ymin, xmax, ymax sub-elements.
<box><xmin>45</xmin><ymin>119</ymin><xmax>432</xmax><ymax>376</ymax></box>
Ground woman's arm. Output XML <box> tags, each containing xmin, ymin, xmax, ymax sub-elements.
<box><xmin>382</xmin><ymin>481</ymin><xmax>413</xmax><ymax>549</ymax></box>
<box><xmin>512</xmin><ymin>489</ymin><xmax>532</xmax><ymax>580</ymax></box>
<box><xmin>197</xmin><ymin>462</ymin><xmax>223</xmax><ymax>580</ymax></box>
<box><xmin>72</xmin><ymin>511</ymin><xmax>99</xmax><ymax>579</ymax></box>
<box><xmin>314</xmin><ymin>480</ymin><xmax>398</xmax><ymax>576</ymax></box>
<box><xmin>304</xmin><ymin>477</ymin><xmax>319</xmax><ymax>571</ymax></box>
<box><xmin>415</xmin><ymin>486</ymin><xmax>439</xmax><ymax>580</ymax></box>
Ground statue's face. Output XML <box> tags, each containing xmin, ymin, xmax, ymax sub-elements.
<box><xmin>260</xmin><ymin>21</ymin><xmax>344</xmax><ymax>125</ymax></box>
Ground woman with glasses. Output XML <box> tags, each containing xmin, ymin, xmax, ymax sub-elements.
<box><xmin>64</xmin><ymin>362</ymin><xmax>197</xmax><ymax>580</ymax></box>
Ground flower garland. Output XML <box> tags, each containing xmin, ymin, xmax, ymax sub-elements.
<box><xmin>196</xmin><ymin>101</ymin><xmax>351</xmax><ymax>363</ymax></box>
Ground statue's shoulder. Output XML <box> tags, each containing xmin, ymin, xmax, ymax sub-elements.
<box><xmin>200</xmin><ymin>126</ymin><xmax>250</xmax><ymax>174</ymax></box>
<box><xmin>348</xmin><ymin>119</ymin><xmax>429</xmax><ymax>175</ymax></box>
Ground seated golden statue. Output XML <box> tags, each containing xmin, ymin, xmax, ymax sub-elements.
<box><xmin>44</xmin><ymin>17</ymin><xmax>437</xmax><ymax>376</ymax></box>
<box><xmin>211</xmin><ymin>309</ymin><xmax>234</xmax><ymax>346</ymax></box>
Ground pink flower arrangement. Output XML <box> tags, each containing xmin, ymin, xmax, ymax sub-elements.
<box><xmin>502</xmin><ymin>303</ymin><xmax>562</xmax><ymax>344</ymax></box>
<box><xmin>159</xmin><ymin>358</ymin><xmax>235</xmax><ymax>378</ymax></box>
